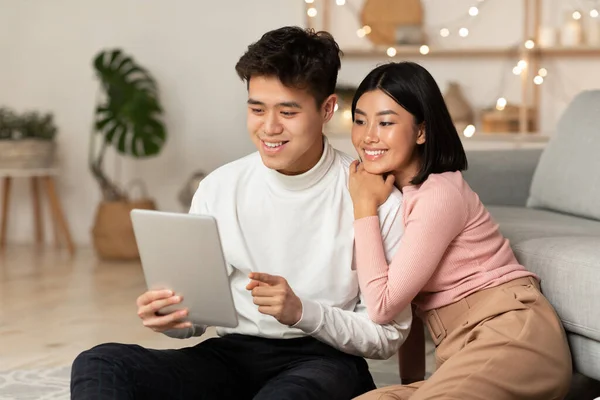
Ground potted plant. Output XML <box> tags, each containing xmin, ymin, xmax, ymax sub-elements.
<box><xmin>0</xmin><ymin>107</ymin><xmax>57</xmax><ymax>169</ymax></box>
<box><xmin>90</xmin><ymin>48</ymin><xmax>167</xmax><ymax>260</ymax></box>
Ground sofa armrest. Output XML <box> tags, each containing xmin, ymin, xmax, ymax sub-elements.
<box><xmin>462</xmin><ymin>149</ymin><xmax>543</xmax><ymax>207</ymax></box>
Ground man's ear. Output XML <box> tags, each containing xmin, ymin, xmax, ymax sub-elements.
<box><xmin>321</xmin><ymin>94</ymin><xmax>338</xmax><ymax>123</ymax></box>
<box><xmin>416</xmin><ymin>123</ymin><xmax>426</xmax><ymax>145</ymax></box>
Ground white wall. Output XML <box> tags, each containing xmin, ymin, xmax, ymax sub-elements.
<box><xmin>1</xmin><ymin>0</ymin><xmax>598</xmax><ymax>245</ymax></box>
<box><xmin>0</xmin><ymin>0</ymin><xmax>303</xmax><ymax>245</ymax></box>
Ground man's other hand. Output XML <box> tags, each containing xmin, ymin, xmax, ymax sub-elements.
<box><xmin>136</xmin><ymin>289</ymin><xmax>192</xmax><ymax>332</ymax></box>
<box><xmin>246</xmin><ymin>273</ymin><xmax>303</xmax><ymax>326</ymax></box>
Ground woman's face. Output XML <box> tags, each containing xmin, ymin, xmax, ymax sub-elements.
<box><xmin>351</xmin><ymin>89</ymin><xmax>425</xmax><ymax>176</ymax></box>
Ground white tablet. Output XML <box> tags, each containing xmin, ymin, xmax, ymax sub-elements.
<box><xmin>130</xmin><ymin>209</ymin><xmax>238</xmax><ymax>328</ymax></box>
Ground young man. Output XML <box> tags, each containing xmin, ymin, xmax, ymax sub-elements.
<box><xmin>70</xmin><ymin>26</ymin><xmax>412</xmax><ymax>400</ymax></box>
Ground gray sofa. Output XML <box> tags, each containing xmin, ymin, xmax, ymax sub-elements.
<box><xmin>462</xmin><ymin>90</ymin><xmax>600</xmax><ymax>382</ymax></box>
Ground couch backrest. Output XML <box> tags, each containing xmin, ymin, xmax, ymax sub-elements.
<box><xmin>527</xmin><ymin>90</ymin><xmax>600</xmax><ymax>221</ymax></box>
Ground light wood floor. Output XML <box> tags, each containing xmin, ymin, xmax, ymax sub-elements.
<box><xmin>0</xmin><ymin>245</ymin><xmax>209</xmax><ymax>371</ymax></box>
<box><xmin>3</xmin><ymin>245</ymin><xmax>599</xmax><ymax>400</ymax></box>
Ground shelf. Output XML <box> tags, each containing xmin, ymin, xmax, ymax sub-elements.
<box><xmin>341</xmin><ymin>46</ymin><xmax>600</xmax><ymax>59</ymax></box>
<box><xmin>342</xmin><ymin>47</ymin><xmax>519</xmax><ymax>59</ymax></box>
<box><xmin>535</xmin><ymin>46</ymin><xmax>600</xmax><ymax>57</ymax></box>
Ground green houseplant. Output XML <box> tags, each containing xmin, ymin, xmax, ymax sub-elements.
<box><xmin>90</xmin><ymin>49</ymin><xmax>167</xmax><ymax>260</ymax></box>
<box><xmin>0</xmin><ymin>107</ymin><xmax>57</xmax><ymax>169</ymax></box>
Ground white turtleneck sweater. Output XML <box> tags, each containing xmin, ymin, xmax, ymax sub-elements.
<box><xmin>168</xmin><ymin>138</ymin><xmax>411</xmax><ymax>360</ymax></box>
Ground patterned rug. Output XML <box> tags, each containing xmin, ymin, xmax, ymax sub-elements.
<box><xmin>0</xmin><ymin>360</ymin><xmax>399</xmax><ymax>399</ymax></box>
<box><xmin>0</xmin><ymin>367</ymin><xmax>70</xmax><ymax>400</ymax></box>
<box><xmin>3</xmin><ymin>362</ymin><xmax>596</xmax><ymax>399</ymax></box>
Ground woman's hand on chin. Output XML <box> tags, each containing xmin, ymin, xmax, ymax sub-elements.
<box><xmin>349</xmin><ymin>160</ymin><xmax>396</xmax><ymax>219</ymax></box>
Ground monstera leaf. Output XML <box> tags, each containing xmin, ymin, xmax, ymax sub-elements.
<box><xmin>90</xmin><ymin>49</ymin><xmax>167</xmax><ymax>201</ymax></box>
<box><xmin>93</xmin><ymin>49</ymin><xmax>166</xmax><ymax>158</ymax></box>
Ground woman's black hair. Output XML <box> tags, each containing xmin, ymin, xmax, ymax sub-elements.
<box><xmin>351</xmin><ymin>61</ymin><xmax>468</xmax><ymax>185</ymax></box>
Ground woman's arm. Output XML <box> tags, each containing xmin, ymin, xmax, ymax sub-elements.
<box><xmin>353</xmin><ymin>183</ymin><xmax>467</xmax><ymax>324</ymax></box>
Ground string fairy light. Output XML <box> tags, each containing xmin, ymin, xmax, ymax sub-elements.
<box><xmin>435</xmin><ymin>0</ymin><xmax>491</xmax><ymax>39</ymax></box>
<box><xmin>463</xmin><ymin>124</ymin><xmax>476</xmax><ymax>137</ymax></box>
<box><xmin>307</xmin><ymin>7</ymin><xmax>317</xmax><ymax>17</ymax></box>
<box><xmin>496</xmin><ymin>97</ymin><xmax>507</xmax><ymax>111</ymax></box>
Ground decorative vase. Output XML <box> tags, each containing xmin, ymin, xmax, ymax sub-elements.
<box><xmin>538</xmin><ymin>26</ymin><xmax>557</xmax><ymax>47</ymax></box>
<box><xmin>586</xmin><ymin>17</ymin><xmax>600</xmax><ymax>46</ymax></box>
<box><xmin>443</xmin><ymin>82</ymin><xmax>474</xmax><ymax>133</ymax></box>
<box><xmin>560</xmin><ymin>11</ymin><xmax>583</xmax><ymax>47</ymax></box>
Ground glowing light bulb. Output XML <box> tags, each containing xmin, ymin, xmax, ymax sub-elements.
<box><xmin>387</xmin><ymin>47</ymin><xmax>397</xmax><ymax>57</ymax></box>
<box><xmin>307</xmin><ymin>7</ymin><xmax>317</xmax><ymax>17</ymax></box>
<box><xmin>469</xmin><ymin>6</ymin><xmax>479</xmax><ymax>16</ymax></box>
<box><xmin>524</xmin><ymin>40</ymin><xmax>535</xmax><ymax>49</ymax></box>
<box><xmin>513</xmin><ymin>66</ymin><xmax>522</xmax><ymax>75</ymax></box>
<box><xmin>336</xmin><ymin>0</ymin><xmax>346</xmax><ymax>5</ymax></box>
<box><xmin>496</xmin><ymin>97</ymin><xmax>507</xmax><ymax>111</ymax></box>
<box><xmin>305</xmin><ymin>0</ymin><xmax>314</xmax><ymax>3</ymax></box>
<box><xmin>440</xmin><ymin>28</ymin><xmax>450</xmax><ymax>37</ymax></box>
<box><xmin>334</xmin><ymin>104</ymin><xmax>339</xmax><ymax>112</ymax></box>
<box><xmin>572</xmin><ymin>11</ymin><xmax>582</xmax><ymax>20</ymax></box>
<box><xmin>463</xmin><ymin>124</ymin><xmax>476</xmax><ymax>137</ymax></box>
<box><xmin>591</xmin><ymin>9</ymin><xmax>599</xmax><ymax>18</ymax></box>
<box><xmin>356</xmin><ymin>28</ymin><xmax>366</xmax><ymax>38</ymax></box>
<box><xmin>419</xmin><ymin>45</ymin><xmax>430</xmax><ymax>55</ymax></box>
<box><xmin>459</xmin><ymin>28</ymin><xmax>469</xmax><ymax>37</ymax></box>
<box><xmin>363</xmin><ymin>25</ymin><xmax>372</xmax><ymax>34</ymax></box>
<box><xmin>533</xmin><ymin>75</ymin><xmax>544</xmax><ymax>85</ymax></box>
<box><xmin>538</xmin><ymin>68</ymin><xmax>548</xmax><ymax>77</ymax></box>
<box><xmin>518</xmin><ymin>60</ymin><xmax>527</xmax><ymax>69</ymax></box>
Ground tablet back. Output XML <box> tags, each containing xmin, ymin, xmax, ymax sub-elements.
<box><xmin>130</xmin><ymin>209</ymin><xmax>238</xmax><ymax>328</ymax></box>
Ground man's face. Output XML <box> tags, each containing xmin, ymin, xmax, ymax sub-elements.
<box><xmin>246</xmin><ymin>76</ymin><xmax>336</xmax><ymax>175</ymax></box>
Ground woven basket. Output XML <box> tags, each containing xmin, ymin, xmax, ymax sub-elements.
<box><xmin>91</xmin><ymin>199</ymin><xmax>156</xmax><ymax>260</ymax></box>
<box><xmin>0</xmin><ymin>139</ymin><xmax>56</xmax><ymax>169</ymax></box>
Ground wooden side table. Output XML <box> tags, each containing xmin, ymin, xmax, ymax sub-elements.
<box><xmin>0</xmin><ymin>168</ymin><xmax>75</xmax><ymax>255</ymax></box>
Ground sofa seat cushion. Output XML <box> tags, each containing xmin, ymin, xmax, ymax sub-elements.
<box><xmin>509</xmin><ymin>236</ymin><xmax>600</xmax><ymax>342</ymax></box>
<box><xmin>568</xmin><ymin>333</ymin><xmax>600</xmax><ymax>381</ymax></box>
<box><xmin>487</xmin><ymin>206</ymin><xmax>600</xmax><ymax>244</ymax></box>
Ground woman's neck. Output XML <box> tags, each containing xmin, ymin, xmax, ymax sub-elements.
<box><xmin>393</xmin><ymin>160</ymin><xmax>421</xmax><ymax>191</ymax></box>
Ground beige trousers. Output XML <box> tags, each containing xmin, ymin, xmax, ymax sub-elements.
<box><xmin>356</xmin><ymin>277</ymin><xmax>572</xmax><ymax>400</ymax></box>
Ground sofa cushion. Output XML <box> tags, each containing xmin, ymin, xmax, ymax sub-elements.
<box><xmin>568</xmin><ymin>333</ymin><xmax>600</xmax><ymax>381</ymax></box>
<box><xmin>509</xmin><ymin>236</ymin><xmax>600</xmax><ymax>342</ymax></box>
<box><xmin>527</xmin><ymin>90</ymin><xmax>600</xmax><ymax>221</ymax></box>
<box><xmin>487</xmin><ymin>206</ymin><xmax>600</xmax><ymax>244</ymax></box>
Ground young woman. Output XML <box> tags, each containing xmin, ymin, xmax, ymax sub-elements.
<box><xmin>348</xmin><ymin>62</ymin><xmax>572</xmax><ymax>400</ymax></box>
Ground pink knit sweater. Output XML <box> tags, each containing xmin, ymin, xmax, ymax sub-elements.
<box><xmin>354</xmin><ymin>171</ymin><xmax>537</xmax><ymax>324</ymax></box>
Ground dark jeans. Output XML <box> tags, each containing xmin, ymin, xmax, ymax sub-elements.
<box><xmin>70</xmin><ymin>334</ymin><xmax>376</xmax><ymax>400</ymax></box>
